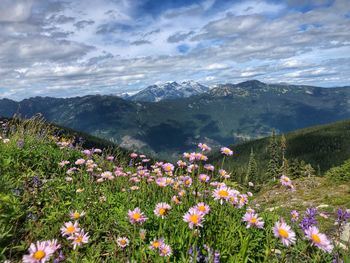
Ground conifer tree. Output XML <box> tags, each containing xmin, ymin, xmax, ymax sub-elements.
<box><xmin>246</xmin><ymin>148</ymin><xmax>258</xmax><ymax>183</ymax></box>
<box><xmin>266</xmin><ymin>130</ymin><xmax>280</xmax><ymax>180</ymax></box>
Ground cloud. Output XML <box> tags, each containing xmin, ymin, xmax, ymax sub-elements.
<box><xmin>0</xmin><ymin>0</ymin><xmax>349</xmax><ymax>100</ymax></box>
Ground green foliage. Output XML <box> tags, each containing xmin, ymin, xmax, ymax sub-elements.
<box><xmin>212</xmin><ymin>120</ymin><xmax>350</xmax><ymax>184</ymax></box>
<box><xmin>325</xmin><ymin>159</ymin><xmax>350</xmax><ymax>182</ymax></box>
<box><xmin>245</xmin><ymin>149</ymin><xmax>258</xmax><ymax>183</ymax></box>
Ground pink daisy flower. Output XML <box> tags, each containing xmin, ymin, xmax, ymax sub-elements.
<box><xmin>219</xmin><ymin>169</ymin><xmax>230</xmax><ymax>179</ymax></box>
<box><xmin>291</xmin><ymin>210</ymin><xmax>299</xmax><ymax>222</ymax></box>
<box><xmin>195</xmin><ymin>202</ymin><xmax>210</xmax><ymax>215</ymax></box>
<box><xmin>242</xmin><ymin>212</ymin><xmax>264</xmax><ymax>229</ymax></box>
<box><xmin>273</xmin><ymin>220</ymin><xmax>296</xmax><ymax>246</ymax></box>
<box><xmin>162</xmin><ymin>163</ymin><xmax>174</xmax><ymax>173</ymax></box>
<box><xmin>304</xmin><ymin>226</ymin><xmax>333</xmax><ymax>253</ymax></box>
<box><xmin>204</xmin><ymin>164</ymin><xmax>215</xmax><ymax>171</ymax></box>
<box><xmin>130</xmin><ymin>153</ymin><xmax>138</xmax><ymax>158</ymax></box>
<box><xmin>45</xmin><ymin>239</ymin><xmax>61</xmax><ymax>252</ymax></box>
<box><xmin>212</xmin><ymin>186</ymin><xmax>234</xmax><ymax>204</ymax></box>
<box><xmin>117</xmin><ymin>237</ymin><xmax>130</xmax><ymax>248</ymax></box>
<box><xmin>23</xmin><ymin>241</ymin><xmax>54</xmax><ymax>263</ymax></box>
<box><xmin>149</xmin><ymin>238</ymin><xmax>165</xmax><ymax>250</ymax></box>
<box><xmin>198</xmin><ymin>174</ymin><xmax>210</xmax><ymax>182</ymax></box>
<box><xmin>159</xmin><ymin>244</ymin><xmax>172</xmax><ymax>257</ymax></box>
<box><xmin>60</xmin><ymin>221</ymin><xmax>80</xmax><ymax>237</ymax></box>
<box><xmin>198</xmin><ymin>143</ymin><xmax>211</xmax><ymax>152</ymax></box>
<box><xmin>74</xmin><ymin>158</ymin><xmax>85</xmax><ymax>165</ymax></box>
<box><xmin>154</xmin><ymin>202</ymin><xmax>172</xmax><ymax>219</ymax></box>
<box><xmin>68</xmin><ymin>230</ymin><xmax>89</xmax><ymax>250</ymax></box>
<box><xmin>183</xmin><ymin>208</ymin><xmax>205</xmax><ymax>229</ymax></box>
<box><xmin>70</xmin><ymin>211</ymin><xmax>86</xmax><ymax>220</ymax></box>
<box><xmin>128</xmin><ymin>208</ymin><xmax>148</xmax><ymax>224</ymax></box>
<box><xmin>220</xmin><ymin>147</ymin><xmax>233</xmax><ymax>156</ymax></box>
<box><xmin>280</xmin><ymin>175</ymin><xmax>293</xmax><ymax>187</ymax></box>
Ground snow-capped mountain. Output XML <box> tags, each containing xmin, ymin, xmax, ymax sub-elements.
<box><xmin>128</xmin><ymin>81</ymin><xmax>209</xmax><ymax>102</ymax></box>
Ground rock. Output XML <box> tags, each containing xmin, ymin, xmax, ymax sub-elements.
<box><xmin>340</xmin><ymin>223</ymin><xmax>350</xmax><ymax>243</ymax></box>
<box><xmin>317</xmin><ymin>204</ymin><xmax>329</xmax><ymax>208</ymax></box>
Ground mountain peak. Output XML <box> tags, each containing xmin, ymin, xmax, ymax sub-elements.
<box><xmin>128</xmin><ymin>80</ymin><xmax>209</xmax><ymax>102</ymax></box>
<box><xmin>237</xmin><ymin>80</ymin><xmax>266</xmax><ymax>86</ymax></box>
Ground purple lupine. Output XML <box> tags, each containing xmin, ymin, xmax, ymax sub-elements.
<box><xmin>336</xmin><ymin>209</ymin><xmax>350</xmax><ymax>225</ymax></box>
<box><xmin>16</xmin><ymin>139</ymin><xmax>25</xmax><ymax>149</ymax></box>
<box><xmin>53</xmin><ymin>251</ymin><xmax>66</xmax><ymax>263</ymax></box>
<box><xmin>214</xmin><ymin>251</ymin><xmax>220</xmax><ymax>263</ymax></box>
<box><xmin>299</xmin><ymin>207</ymin><xmax>318</xmax><ymax>232</ymax></box>
<box><xmin>31</xmin><ymin>176</ymin><xmax>42</xmax><ymax>188</ymax></box>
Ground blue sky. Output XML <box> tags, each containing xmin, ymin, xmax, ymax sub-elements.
<box><xmin>0</xmin><ymin>0</ymin><xmax>349</xmax><ymax>100</ymax></box>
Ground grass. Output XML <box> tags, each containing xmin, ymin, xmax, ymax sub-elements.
<box><xmin>0</xmin><ymin>118</ymin><xmax>349</xmax><ymax>262</ymax></box>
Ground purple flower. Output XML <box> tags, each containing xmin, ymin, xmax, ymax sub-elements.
<box><xmin>336</xmin><ymin>209</ymin><xmax>350</xmax><ymax>225</ymax></box>
<box><xmin>299</xmin><ymin>208</ymin><xmax>318</xmax><ymax>232</ymax></box>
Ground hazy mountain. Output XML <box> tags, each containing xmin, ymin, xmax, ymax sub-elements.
<box><xmin>1</xmin><ymin>80</ymin><xmax>349</xmax><ymax>159</ymax></box>
<box><xmin>128</xmin><ymin>81</ymin><xmax>209</xmax><ymax>102</ymax></box>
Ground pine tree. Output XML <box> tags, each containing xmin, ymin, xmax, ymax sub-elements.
<box><xmin>246</xmin><ymin>148</ymin><xmax>258</xmax><ymax>183</ymax></box>
<box><xmin>265</xmin><ymin>130</ymin><xmax>280</xmax><ymax>180</ymax></box>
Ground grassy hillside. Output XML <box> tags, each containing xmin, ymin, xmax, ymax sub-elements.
<box><xmin>1</xmin><ymin>118</ymin><xmax>349</xmax><ymax>262</ymax></box>
<box><xmin>213</xmin><ymin>119</ymin><xmax>350</xmax><ymax>181</ymax></box>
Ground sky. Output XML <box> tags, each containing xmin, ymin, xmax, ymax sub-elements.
<box><xmin>0</xmin><ymin>0</ymin><xmax>350</xmax><ymax>100</ymax></box>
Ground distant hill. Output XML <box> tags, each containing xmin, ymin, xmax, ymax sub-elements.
<box><xmin>212</xmin><ymin>119</ymin><xmax>350</xmax><ymax>180</ymax></box>
<box><xmin>1</xmin><ymin>80</ymin><xmax>350</xmax><ymax>159</ymax></box>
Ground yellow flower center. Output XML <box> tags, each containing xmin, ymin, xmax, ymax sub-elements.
<box><xmin>132</xmin><ymin>213</ymin><xmax>141</xmax><ymax>220</ymax></box>
<box><xmin>73</xmin><ymin>212</ymin><xmax>80</xmax><ymax>219</ymax></box>
<box><xmin>278</xmin><ymin>228</ymin><xmax>289</xmax><ymax>238</ymax></box>
<box><xmin>218</xmin><ymin>190</ymin><xmax>229</xmax><ymax>197</ymax></box>
<box><xmin>120</xmin><ymin>239</ymin><xmax>127</xmax><ymax>245</ymax></box>
<box><xmin>159</xmin><ymin>208</ymin><xmax>167</xmax><ymax>215</ymax></box>
<box><xmin>66</xmin><ymin>226</ymin><xmax>75</xmax><ymax>233</ymax></box>
<box><xmin>33</xmin><ymin>250</ymin><xmax>45</xmax><ymax>260</ymax></box>
<box><xmin>250</xmin><ymin>217</ymin><xmax>257</xmax><ymax>224</ymax></box>
<box><xmin>198</xmin><ymin>206</ymin><xmax>206</xmax><ymax>212</ymax></box>
<box><xmin>190</xmin><ymin>214</ymin><xmax>199</xmax><ymax>224</ymax></box>
<box><xmin>185</xmin><ymin>180</ymin><xmax>191</xmax><ymax>185</ymax></box>
<box><xmin>75</xmin><ymin>235</ymin><xmax>83</xmax><ymax>243</ymax></box>
<box><xmin>311</xmin><ymin>234</ymin><xmax>321</xmax><ymax>244</ymax></box>
<box><xmin>152</xmin><ymin>241</ymin><xmax>160</xmax><ymax>248</ymax></box>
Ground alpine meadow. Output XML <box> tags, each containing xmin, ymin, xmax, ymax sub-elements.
<box><xmin>0</xmin><ymin>0</ymin><xmax>350</xmax><ymax>263</ymax></box>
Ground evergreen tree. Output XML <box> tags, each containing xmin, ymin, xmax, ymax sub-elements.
<box><xmin>245</xmin><ymin>148</ymin><xmax>258</xmax><ymax>183</ymax></box>
<box><xmin>288</xmin><ymin>158</ymin><xmax>302</xmax><ymax>179</ymax></box>
<box><xmin>265</xmin><ymin>130</ymin><xmax>280</xmax><ymax>180</ymax></box>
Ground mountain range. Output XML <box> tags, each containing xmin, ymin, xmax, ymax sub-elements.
<box><xmin>1</xmin><ymin>80</ymin><xmax>350</xmax><ymax>159</ymax></box>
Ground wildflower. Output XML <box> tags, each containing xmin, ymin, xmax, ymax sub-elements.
<box><xmin>75</xmin><ymin>159</ymin><xmax>85</xmax><ymax>165</ymax></box>
<box><xmin>68</xmin><ymin>230</ymin><xmax>89</xmax><ymax>250</ymax></box>
<box><xmin>159</xmin><ymin>244</ymin><xmax>172</xmax><ymax>257</ymax></box>
<box><xmin>220</xmin><ymin>147</ymin><xmax>233</xmax><ymax>156</ymax></box>
<box><xmin>149</xmin><ymin>238</ymin><xmax>164</xmax><ymax>250</ymax></box>
<box><xmin>60</xmin><ymin>221</ymin><xmax>80</xmax><ymax>237</ymax></box>
<box><xmin>117</xmin><ymin>237</ymin><xmax>130</xmax><ymax>248</ymax></box>
<box><xmin>45</xmin><ymin>239</ymin><xmax>61</xmax><ymax>252</ymax></box>
<box><xmin>248</xmin><ymin>182</ymin><xmax>254</xmax><ymax>187</ymax></box>
<box><xmin>139</xmin><ymin>229</ymin><xmax>146</xmax><ymax>241</ymax></box>
<box><xmin>212</xmin><ymin>186</ymin><xmax>233</xmax><ymax>204</ymax></box>
<box><xmin>3</xmin><ymin>138</ymin><xmax>10</xmax><ymax>144</ymax></box>
<box><xmin>273</xmin><ymin>220</ymin><xmax>296</xmax><ymax>246</ymax></box>
<box><xmin>198</xmin><ymin>143</ymin><xmax>211</xmax><ymax>152</ymax></box>
<box><xmin>204</xmin><ymin>164</ymin><xmax>215</xmax><ymax>171</ymax></box>
<box><xmin>219</xmin><ymin>169</ymin><xmax>230</xmax><ymax>179</ymax></box>
<box><xmin>106</xmin><ymin>155</ymin><xmax>114</xmax><ymax>161</ymax></box>
<box><xmin>280</xmin><ymin>174</ymin><xmax>292</xmax><ymax>186</ymax></box>
<box><xmin>305</xmin><ymin>226</ymin><xmax>333</xmax><ymax>253</ymax></box>
<box><xmin>199</xmin><ymin>174</ymin><xmax>210</xmax><ymax>182</ymax></box>
<box><xmin>172</xmin><ymin>195</ymin><xmax>181</xmax><ymax>205</ymax></box>
<box><xmin>291</xmin><ymin>210</ymin><xmax>299</xmax><ymax>222</ymax></box>
<box><xmin>58</xmin><ymin>160</ymin><xmax>70</xmax><ymax>167</ymax></box>
<box><xmin>76</xmin><ymin>188</ymin><xmax>84</xmax><ymax>193</ymax></box>
<box><xmin>195</xmin><ymin>202</ymin><xmax>210</xmax><ymax>215</ymax></box>
<box><xmin>177</xmin><ymin>160</ymin><xmax>187</xmax><ymax>167</ymax></box>
<box><xmin>242</xmin><ymin>211</ymin><xmax>264</xmax><ymax>229</ymax></box>
<box><xmin>70</xmin><ymin>211</ymin><xmax>86</xmax><ymax>220</ymax></box>
<box><xmin>130</xmin><ymin>186</ymin><xmax>140</xmax><ymax>191</ymax></box>
<box><xmin>93</xmin><ymin>148</ymin><xmax>102</xmax><ymax>154</ymax></box>
<box><xmin>23</xmin><ymin>241</ymin><xmax>54</xmax><ymax>263</ymax></box>
<box><xmin>336</xmin><ymin>208</ymin><xmax>350</xmax><ymax>225</ymax></box>
<box><xmin>183</xmin><ymin>208</ymin><xmax>205</xmax><ymax>229</ymax></box>
<box><xmin>162</xmin><ymin>163</ymin><xmax>174</xmax><ymax>173</ymax></box>
<box><xmin>128</xmin><ymin>208</ymin><xmax>147</xmax><ymax>224</ymax></box>
<box><xmin>130</xmin><ymin>153</ymin><xmax>138</xmax><ymax>158</ymax></box>
<box><xmin>154</xmin><ymin>202</ymin><xmax>171</xmax><ymax>219</ymax></box>
<box><xmin>300</xmin><ymin>208</ymin><xmax>318</xmax><ymax>232</ymax></box>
